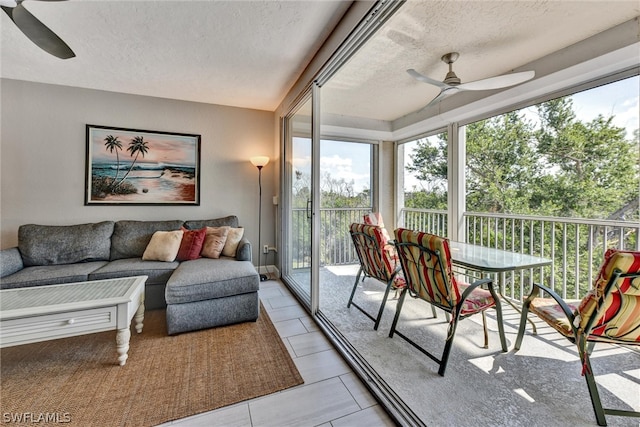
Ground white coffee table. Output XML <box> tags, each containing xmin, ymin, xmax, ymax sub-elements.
<box><xmin>0</xmin><ymin>276</ymin><xmax>146</xmax><ymax>366</ymax></box>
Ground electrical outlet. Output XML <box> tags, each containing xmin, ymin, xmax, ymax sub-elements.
<box><xmin>263</xmin><ymin>245</ymin><xmax>269</xmax><ymax>254</ymax></box>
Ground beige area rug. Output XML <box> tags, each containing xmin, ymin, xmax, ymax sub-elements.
<box><xmin>1</xmin><ymin>305</ymin><xmax>303</xmax><ymax>426</ymax></box>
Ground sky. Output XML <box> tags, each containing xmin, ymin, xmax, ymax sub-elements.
<box><xmin>90</xmin><ymin>127</ymin><xmax>199</xmax><ymax>167</ymax></box>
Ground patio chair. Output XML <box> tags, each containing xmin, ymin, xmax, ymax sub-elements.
<box><xmin>348</xmin><ymin>222</ymin><xmax>408</xmax><ymax>330</ymax></box>
<box><xmin>389</xmin><ymin>228</ymin><xmax>507</xmax><ymax>376</ymax></box>
<box><xmin>514</xmin><ymin>249</ymin><xmax>640</xmax><ymax>426</ymax></box>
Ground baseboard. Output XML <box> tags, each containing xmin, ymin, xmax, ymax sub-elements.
<box><xmin>258</xmin><ymin>264</ymin><xmax>280</xmax><ymax>280</ymax></box>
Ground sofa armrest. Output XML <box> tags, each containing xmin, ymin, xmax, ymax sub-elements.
<box><xmin>1</xmin><ymin>247</ymin><xmax>24</xmax><ymax>278</ymax></box>
<box><xmin>236</xmin><ymin>238</ymin><xmax>252</xmax><ymax>262</ymax></box>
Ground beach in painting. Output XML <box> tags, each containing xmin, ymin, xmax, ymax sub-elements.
<box><xmin>91</xmin><ymin>162</ymin><xmax>196</xmax><ymax>202</ymax></box>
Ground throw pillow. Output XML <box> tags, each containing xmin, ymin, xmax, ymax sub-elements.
<box><xmin>176</xmin><ymin>227</ymin><xmax>207</xmax><ymax>261</ymax></box>
<box><xmin>222</xmin><ymin>227</ymin><xmax>245</xmax><ymax>257</ymax></box>
<box><xmin>201</xmin><ymin>226</ymin><xmax>230</xmax><ymax>259</ymax></box>
<box><xmin>142</xmin><ymin>230</ymin><xmax>184</xmax><ymax>262</ymax></box>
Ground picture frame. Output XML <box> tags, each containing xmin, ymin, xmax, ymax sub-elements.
<box><xmin>85</xmin><ymin>124</ymin><xmax>201</xmax><ymax>205</ymax></box>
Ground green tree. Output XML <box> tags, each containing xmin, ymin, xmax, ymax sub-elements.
<box><xmin>465</xmin><ymin>111</ymin><xmax>539</xmax><ymax>213</ymax></box>
<box><xmin>405</xmin><ymin>134</ymin><xmax>448</xmax><ymax>210</ymax></box>
<box><xmin>320</xmin><ymin>172</ymin><xmax>370</xmax><ymax>208</ymax></box>
<box><xmin>534</xmin><ymin>98</ymin><xmax>639</xmax><ymax>219</ymax></box>
<box><xmin>405</xmin><ymin>97</ymin><xmax>639</xmax><ymax>221</ymax></box>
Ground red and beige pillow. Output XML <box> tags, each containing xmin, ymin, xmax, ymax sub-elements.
<box><xmin>141</xmin><ymin>225</ymin><xmax>244</xmax><ymax>262</ymax></box>
<box><xmin>201</xmin><ymin>226</ymin><xmax>230</xmax><ymax>259</ymax></box>
<box><xmin>176</xmin><ymin>227</ymin><xmax>207</xmax><ymax>261</ymax></box>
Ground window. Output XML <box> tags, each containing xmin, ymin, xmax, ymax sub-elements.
<box><xmin>464</xmin><ymin>75</ymin><xmax>639</xmax><ymax>220</ymax></box>
<box><xmin>399</xmin><ymin>131</ymin><xmax>448</xmax><ymax>235</ymax></box>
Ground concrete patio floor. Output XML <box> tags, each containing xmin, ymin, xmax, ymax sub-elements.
<box><xmin>288</xmin><ymin>264</ymin><xmax>640</xmax><ymax>426</ymax></box>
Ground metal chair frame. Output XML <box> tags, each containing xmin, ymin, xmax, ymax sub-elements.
<box><xmin>515</xmin><ymin>269</ymin><xmax>640</xmax><ymax>426</ymax></box>
<box><xmin>348</xmin><ymin>226</ymin><xmax>402</xmax><ymax>330</ymax></box>
<box><xmin>390</xmin><ymin>236</ymin><xmax>507</xmax><ymax>376</ymax></box>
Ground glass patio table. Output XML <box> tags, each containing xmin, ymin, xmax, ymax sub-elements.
<box><xmin>448</xmin><ymin>241</ymin><xmax>552</xmax><ymax>273</ymax></box>
<box><xmin>448</xmin><ymin>241</ymin><xmax>553</xmax><ymax>334</ymax></box>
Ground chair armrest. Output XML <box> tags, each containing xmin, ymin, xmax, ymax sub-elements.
<box><xmin>455</xmin><ymin>277</ymin><xmax>496</xmax><ymax>318</ymax></box>
<box><xmin>458</xmin><ymin>277</ymin><xmax>494</xmax><ymax>301</ymax></box>
<box><xmin>525</xmin><ymin>282</ymin><xmax>576</xmax><ymax>323</ymax></box>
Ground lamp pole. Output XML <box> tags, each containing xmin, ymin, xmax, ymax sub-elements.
<box><xmin>250</xmin><ymin>156</ymin><xmax>269</xmax><ymax>281</ymax></box>
<box><xmin>257</xmin><ymin>164</ymin><xmax>267</xmax><ymax>281</ymax></box>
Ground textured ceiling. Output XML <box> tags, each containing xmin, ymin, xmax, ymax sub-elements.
<box><xmin>1</xmin><ymin>0</ymin><xmax>639</xmax><ymax>118</ymax></box>
<box><xmin>0</xmin><ymin>0</ymin><xmax>351</xmax><ymax>111</ymax></box>
<box><xmin>323</xmin><ymin>0</ymin><xmax>640</xmax><ymax>122</ymax></box>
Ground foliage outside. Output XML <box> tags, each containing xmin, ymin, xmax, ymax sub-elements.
<box><xmin>291</xmin><ymin>146</ymin><xmax>372</xmax><ymax>267</ymax></box>
<box><xmin>405</xmin><ymin>93</ymin><xmax>640</xmax><ymax>297</ymax></box>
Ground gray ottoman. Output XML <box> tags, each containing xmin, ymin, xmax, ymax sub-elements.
<box><xmin>165</xmin><ymin>257</ymin><xmax>260</xmax><ymax>335</ymax></box>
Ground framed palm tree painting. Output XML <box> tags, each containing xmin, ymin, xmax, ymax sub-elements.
<box><xmin>85</xmin><ymin>124</ymin><xmax>201</xmax><ymax>205</ymax></box>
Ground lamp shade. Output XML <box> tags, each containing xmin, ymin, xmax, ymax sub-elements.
<box><xmin>250</xmin><ymin>156</ymin><xmax>269</xmax><ymax>168</ymax></box>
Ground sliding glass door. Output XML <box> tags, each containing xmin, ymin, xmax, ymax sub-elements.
<box><xmin>282</xmin><ymin>96</ymin><xmax>313</xmax><ymax>304</ymax></box>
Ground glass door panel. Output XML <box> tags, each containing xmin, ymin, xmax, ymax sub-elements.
<box><xmin>318</xmin><ymin>139</ymin><xmax>374</xmax><ymax>323</ymax></box>
<box><xmin>282</xmin><ymin>97</ymin><xmax>313</xmax><ymax>303</ymax></box>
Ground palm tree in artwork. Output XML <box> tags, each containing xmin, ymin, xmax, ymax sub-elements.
<box><xmin>115</xmin><ymin>136</ymin><xmax>150</xmax><ymax>188</ymax></box>
<box><xmin>103</xmin><ymin>135</ymin><xmax>123</xmax><ymax>189</ymax></box>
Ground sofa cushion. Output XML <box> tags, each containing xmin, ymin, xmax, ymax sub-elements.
<box><xmin>88</xmin><ymin>258</ymin><xmax>178</xmax><ymax>285</ymax></box>
<box><xmin>165</xmin><ymin>258</ymin><xmax>259</xmax><ymax>304</ymax></box>
<box><xmin>0</xmin><ymin>261</ymin><xmax>108</xmax><ymax>289</ymax></box>
<box><xmin>142</xmin><ymin>230</ymin><xmax>184</xmax><ymax>262</ymax></box>
<box><xmin>222</xmin><ymin>227</ymin><xmax>245</xmax><ymax>257</ymax></box>
<box><xmin>176</xmin><ymin>227</ymin><xmax>206</xmax><ymax>261</ymax></box>
<box><xmin>1</xmin><ymin>248</ymin><xmax>24</xmax><ymax>278</ymax></box>
<box><xmin>184</xmin><ymin>215</ymin><xmax>239</xmax><ymax>230</ymax></box>
<box><xmin>18</xmin><ymin>222</ymin><xmax>114</xmax><ymax>266</ymax></box>
<box><xmin>110</xmin><ymin>220</ymin><xmax>184</xmax><ymax>260</ymax></box>
<box><xmin>201</xmin><ymin>226</ymin><xmax>230</xmax><ymax>259</ymax></box>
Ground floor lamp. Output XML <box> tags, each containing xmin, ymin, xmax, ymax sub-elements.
<box><xmin>250</xmin><ymin>156</ymin><xmax>269</xmax><ymax>281</ymax></box>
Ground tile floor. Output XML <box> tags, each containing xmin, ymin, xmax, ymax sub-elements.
<box><xmin>160</xmin><ymin>279</ymin><xmax>396</xmax><ymax>427</ymax></box>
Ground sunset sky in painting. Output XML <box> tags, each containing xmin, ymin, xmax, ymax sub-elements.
<box><xmin>89</xmin><ymin>127</ymin><xmax>198</xmax><ymax>167</ymax></box>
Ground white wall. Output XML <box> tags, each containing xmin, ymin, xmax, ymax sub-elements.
<box><xmin>0</xmin><ymin>79</ymin><xmax>277</xmax><ymax>267</ymax></box>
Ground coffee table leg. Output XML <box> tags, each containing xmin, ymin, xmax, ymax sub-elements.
<box><xmin>134</xmin><ymin>301</ymin><xmax>145</xmax><ymax>334</ymax></box>
<box><xmin>116</xmin><ymin>328</ymin><xmax>131</xmax><ymax>366</ymax></box>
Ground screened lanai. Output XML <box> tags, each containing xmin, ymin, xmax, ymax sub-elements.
<box><xmin>278</xmin><ymin>1</ymin><xmax>640</xmax><ymax>425</ymax></box>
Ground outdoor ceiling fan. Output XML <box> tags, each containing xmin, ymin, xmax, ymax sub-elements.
<box><xmin>1</xmin><ymin>0</ymin><xmax>75</xmax><ymax>59</ymax></box>
<box><xmin>408</xmin><ymin>52</ymin><xmax>534</xmax><ymax>107</ymax></box>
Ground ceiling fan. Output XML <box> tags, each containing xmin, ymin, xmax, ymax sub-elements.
<box><xmin>408</xmin><ymin>52</ymin><xmax>534</xmax><ymax>107</ymax></box>
<box><xmin>1</xmin><ymin>0</ymin><xmax>75</xmax><ymax>59</ymax></box>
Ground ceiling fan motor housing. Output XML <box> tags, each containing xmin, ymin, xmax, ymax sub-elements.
<box><xmin>443</xmin><ymin>71</ymin><xmax>461</xmax><ymax>86</ymax></box>
<box><xmin>441</xmin><ymin>52</ymin><xmax>461</xmax><ymax>85</ymax></box>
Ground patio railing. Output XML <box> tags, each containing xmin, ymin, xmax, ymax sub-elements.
<box><xmin>400</xmin><ymin>208</ymin><xmax>639</xmax><ymax>301</ymax></box>
<box><xmin>292</xmin><ymin>207</ymin><xmax>370</xmax><ymax>268</ymax></box>
<box><xmin>291</xmin><ymin>207</ymin><xmax>639</xmax><ymax>302</ymax></box>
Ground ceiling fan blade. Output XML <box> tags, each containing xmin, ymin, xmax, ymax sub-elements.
<box><xmin>407</xmin><ymin>68</ymin><xmax>448</xmax><ymax>89</ymax></box>
<box><xmin>458</xmin><ymin>70</ymin><xmax>535</xmax><ymax>91</ymax></box>
<box><xmin>2</xmin><ymin>3</ymin><xmax>75</xmax><ymax>59</ymax></box>
<box><xmin>425</xmin><ymin>86</ymin><xmax>460</xmax><ymax>107</ymax></box>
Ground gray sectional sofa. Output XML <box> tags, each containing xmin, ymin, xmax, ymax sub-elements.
<box><xmin>0</xmin><ymin>215</ymin><xmax>260</xmax><ymax>335</ymax></box>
